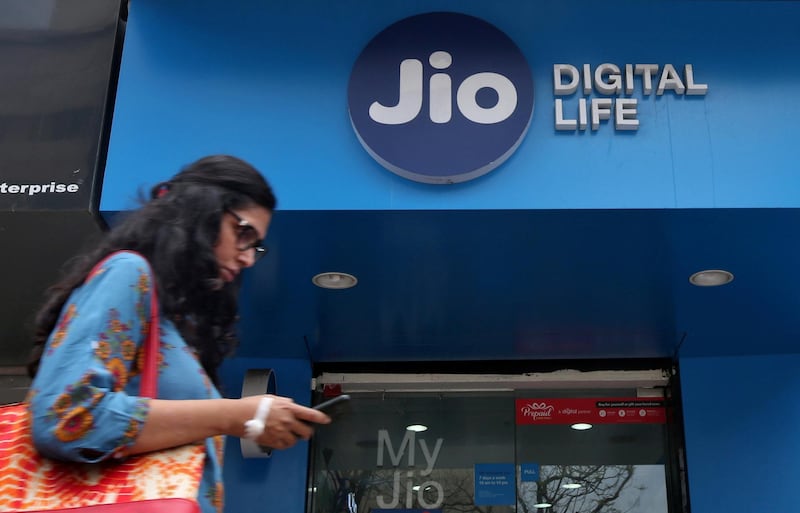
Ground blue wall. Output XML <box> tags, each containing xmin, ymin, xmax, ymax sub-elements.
<box><xmin>103</xmin><ymin>2</ymin><xmax>800</xmax><ymax>512</ymax></box>
<box><xmin>680</xmin><ymin>354</ymin><xmax>800</xmax><ymax>512</ymax></box>
<box><xmin>219</xmin><ymin>357</ymin><xmax>313</xmax><ymax>513</ymax></box>
<box><xmin>104</xmin><ymin>0</ymin><xmax>800</xmax><ymax>214</ymax></box>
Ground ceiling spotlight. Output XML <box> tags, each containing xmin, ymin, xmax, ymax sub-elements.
<box><xmin>406</xmin><ymin>424</ymin><xmax>428</xmax><ymax>432</ymax></box>
<box><xmin>571</xmin><ymin>423</ymin><xmax>593</xmax><ymax>431</ymax></box>
<box><xmin>689</xmin><ymin>269</ymin><xmax>734</xmax><ymax>287</ymax></box>
<box><xmin>312</xmin><ymin>272</ymin><xmax>358</xmax><ymax>289</ymax></box>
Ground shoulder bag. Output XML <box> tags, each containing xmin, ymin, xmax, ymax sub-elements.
<box><xmin>0</xmin><ymin>252</ymin><xmax>205</xmax><ymax>513</ymax></box>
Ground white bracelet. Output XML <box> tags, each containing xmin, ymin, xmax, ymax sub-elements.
<box><xmin>243</xmin><ymin>396</ymin><xmax>273</xmax><ymax>440</ymax></box>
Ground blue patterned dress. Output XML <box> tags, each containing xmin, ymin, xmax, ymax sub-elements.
<box><xmin>28</xmin><ymin>251</ymin><xmax>225</xmax><ymax>513</ymax></box>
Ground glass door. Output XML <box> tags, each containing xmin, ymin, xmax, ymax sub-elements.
<box><xmin>308</xmin><ymin>375</ymin><xmax>679</xmax><ymax>513</ymax></box>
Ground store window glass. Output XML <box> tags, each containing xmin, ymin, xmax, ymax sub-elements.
<box><xmin>308</xmin><ymin>386</ymin><xmax>673</xmax><ymax>513</ymax></box>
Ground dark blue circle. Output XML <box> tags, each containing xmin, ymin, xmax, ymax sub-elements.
<box><xmin>348</xmin><ymin>12</ymin><xmax>534</xmax><ymax>184</ymax></box>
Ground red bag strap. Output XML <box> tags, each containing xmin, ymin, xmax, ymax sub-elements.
<box><xmin>87</xmin><ymin>250</ymin><xmax>160</xmax><ymax>398</ymax></box>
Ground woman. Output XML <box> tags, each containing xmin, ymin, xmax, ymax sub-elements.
<box><xmin>26</xmin><ymin>155</ymin><xmax>329</xmax><ymax>513</ymax></box>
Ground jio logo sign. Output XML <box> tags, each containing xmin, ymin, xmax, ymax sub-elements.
<box><xmin>348</xmin><ymin>12</ymin><xmax>534</xmax><ymax>184</ymax></box>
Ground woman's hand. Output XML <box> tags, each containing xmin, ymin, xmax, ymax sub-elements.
<box><xmin>241</xmin><ymin>395</ymin><xmax>331</xmax><ymax>450</ymax></box>
<box><xmin>127</xmin><ymin>395</ymin><xmax>331</xmax><ymax>456</ymax></box>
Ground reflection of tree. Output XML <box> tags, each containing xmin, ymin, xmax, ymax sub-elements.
<box><xmin>311</xmin><ymin>465</ymin><xmax>634</xmax><ymax>513</ymax></box>
<box><xmin>518</xmin><ymin>465</ymin><xmax>634</xmax><ymax>513</ymax></box>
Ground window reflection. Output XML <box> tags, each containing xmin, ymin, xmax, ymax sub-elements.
<box><xmin>308</xmin><ymin>390</ymin><xmax>670</xmax><ymax>513</ymax></box>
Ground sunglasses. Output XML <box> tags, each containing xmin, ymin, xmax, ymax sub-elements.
<box><xmin>226</xmin><ymin>209</ymin><xmax>268</xmax><ymax>261</ymax></box>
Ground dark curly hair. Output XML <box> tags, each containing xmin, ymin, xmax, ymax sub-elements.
<box><xmin>28</xmin><ymin>155</ymin><xmax>277</xmax><ymax>384</ymax></box>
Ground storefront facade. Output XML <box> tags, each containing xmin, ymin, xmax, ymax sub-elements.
<box><xmin>4</xmin><ymin>1</ymin><xmax>799</xmax><ymax>512</ymax></box>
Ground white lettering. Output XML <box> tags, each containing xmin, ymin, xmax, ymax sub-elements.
<box><xmin>457</xmin><ymin>72</ymin><xmax>517</xmax><ymax>124</ymax></box>
<box><xmin>369</xmin><ymin>59</ymin><xmax>423</xmax><ymax>125</ymax></box>
<box><xmin>591</xmin><ymin>98</ymin><xmax>613</xmax><ymax>130</ymax></box>
<box><xmin>369</xmin><ymin>52</ymin><xmax>518</xmax><ymax>125</ymax></box>
<box><xmin>582</xmin><ymin>64</ymin><xmax>592</xmax><ymax>95</ymax></box>
<box><xmin>0</xmin><ymin>181</ymin><xmax>79</xmax><ymax>195</ymax></box>
<box><xmin>625</xmin><ymin>64</ymin><xmax>635</xmax><ymax>94</ymax></box>
<box><xmin>376</xmin><ymin>470</ymin><xmax>445</xmax><ymax>509</ymax></box>
<box><xmin>430</xmin><ymin>73</ymin><xmax>451</xmax><ymax>123</ymax></box>
<box><xmin>375</xmin><ymin>429</ymin><xmax>445</xmax><ymax>508</ymax></box>
<box><xmin>635</xmin><ymin>64</ymin><xmax>660</xmax><ymax>95</ymax></box>
<box><xmin>594</xmin><ymin>63</ymin><xmax>622</xmax><ymax>95</ymax></box>
<box><xmin>553</xmin><ymin>63</ymin><xmax>707</xmax><ymax>97</ymax></box>
<box><xmin>553</xmin><ymin>64</ymin><xmax>579</xmax><ymax>95</ymax></box>
<box><xmin>578</xmin><ymin>98</ymin><xmax>588</xmax><ymax>130</ymax></box>
<box><xmin>557</xmin><ymin>98</ymin><xmax>638</xmax><ymax>132</ymax></box>
<box><xmin>554</xmin><ymin>99</ymin><xmax>576</xmax><ymax>131</ymax></box>
<box><xmin>377</xmin><ymin>429</ymin><xmax>414</xmax><ymax>467</ymax></box>
<box><xmin>376</xmin><ymin>471</ymin><xmax>401</xmax><ymax>508</ymax></box>
<box><xmin>417</xmin><ymin>480</ymin><xmax>444</xmax><ymax>509</ymax></box>
<box><xmin>429</xmin><ymin>51</ymin><xmax>453</xmax><ymax>123</ymax></box>
<box><xmin>418</xmin><ymin>437</ymin><xmax>443</xmax><ymax>476</ymax></box>
<box><xmin>657</xmin><ymin>64</ymin><xmax>685</xmax><ymax>95</ymax></box>
<box><xmin>551</xmin><ymin>62</ymin><xmax>706</xmax><ymax>131</ymax></box>
<box><xmin>405</xmin><ymin>472</ymin><xmax>414</xmax><ymax>506</ymax></box>
<box><xmin>615</xmin><ymin>98</ymin><xmax>639</xmax><ymax>130</ymax></box>
<box><xmin>684</xmin><ymin>64</ymin><xmax>708</xmax><ymax>95</ymax></box>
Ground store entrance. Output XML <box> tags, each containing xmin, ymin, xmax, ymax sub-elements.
<box><xmin>307</xmin><ymin>369</ymin><xmax>686</xmax><ymax>513</ymax></box>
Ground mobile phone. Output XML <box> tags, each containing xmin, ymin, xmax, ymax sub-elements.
<box><xmin>312</xmin><ymin>394</ymin><xmax>352</xmax><ymax>420</ymax></box>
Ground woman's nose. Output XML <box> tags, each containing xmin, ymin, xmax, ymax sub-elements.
<box><xmin>238</xmin><ymin>248</ymin><xmax>256</xmax><ymax>267</ymax></box>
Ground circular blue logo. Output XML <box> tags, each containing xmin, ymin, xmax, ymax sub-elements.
<box><xmin>348</xmin><ymin>12</ymin><xmax>534</xmax><ymax>184</ymax></box>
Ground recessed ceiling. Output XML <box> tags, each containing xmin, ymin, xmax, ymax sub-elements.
<box><xmin>233</xmin><ymin>208</ymin><xmax>800</xmax><ymax>364</ymax></box>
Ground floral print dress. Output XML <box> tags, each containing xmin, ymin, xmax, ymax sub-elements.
<box><xmin>28</xmin><ymin>252</ymin><xmax>225</xmax><ymax>513</ymax></box>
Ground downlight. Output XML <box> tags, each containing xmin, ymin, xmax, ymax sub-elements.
<box><xmin>312</xmin><ymin>272</ymin><xmax>358</xmax><ymax>289</ymax></box>
<box><xmin>689</xmin><ymin>269</ymin><xmax>734</xmax><ymax>287</ymax></box>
